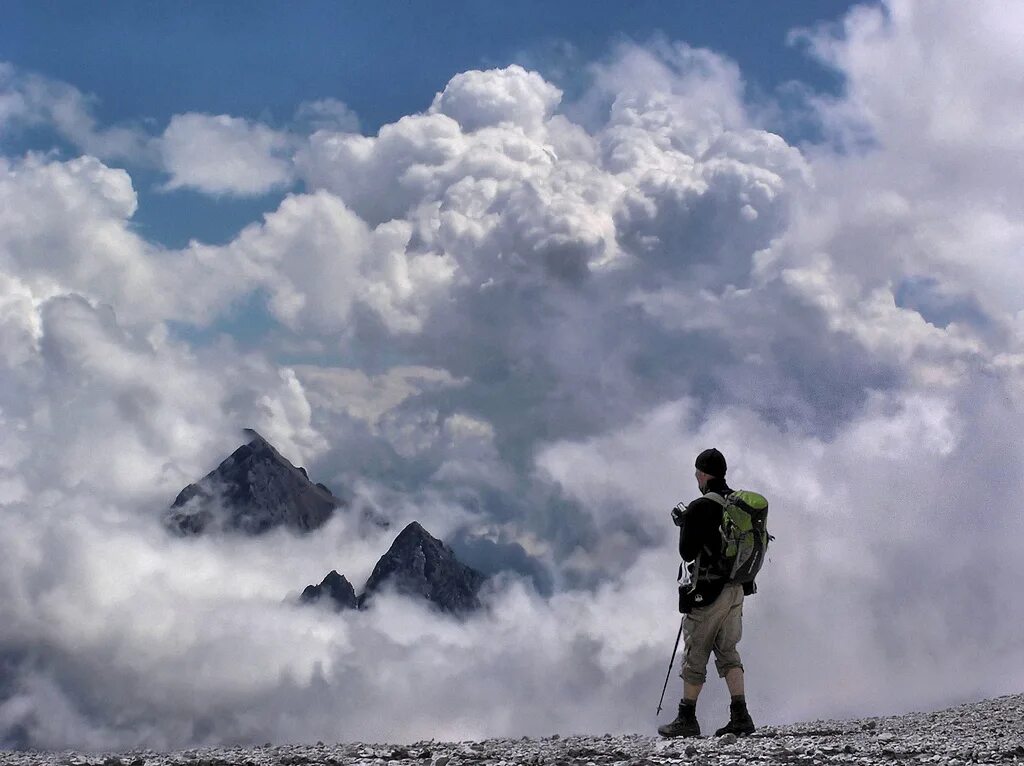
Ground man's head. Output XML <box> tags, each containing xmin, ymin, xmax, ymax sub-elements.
<box><xmin>694</xmin><ymin>447</ymin><xmax>727</xmax><ymax>492</ymax></box>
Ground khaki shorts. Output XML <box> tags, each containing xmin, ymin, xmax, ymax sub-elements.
<box><xmin>680</xmin><ymin>583</ymin><xmax>744</xmax><ymax>685</ymax></box>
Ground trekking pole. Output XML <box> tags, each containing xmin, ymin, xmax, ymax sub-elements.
<box><xmin>656</xmin><ymin>616</ymin><xmax>685</xmax><ymax>716</ymax></box>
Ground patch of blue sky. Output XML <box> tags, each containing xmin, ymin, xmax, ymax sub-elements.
<box><xmin>0</xmin><ymin>123</ymin><xmax>288</xmax><ymax>249</ymax></box>
<box><xmin>0</xmin><ymin>123</ymin><xmax>81</xmax><ymax>164</ymax></box>
<box><xmin>894</xmin><ymin>276</ymin><xmax>991</xmax><ymax>331</ymax></box>
<box><xmin>128</xmin><ymin>172</ymin><xmax>287</xmax><ymax>249</ymax></box>
<box><xmin>5</xmin><ymin>1</ymin><xmax>862</xmax><ymax>136</ymax></box>
<box><xmin>165</xmin><ymin>289</ymin><xmax>279</xmax><ymax>349</ymax></box>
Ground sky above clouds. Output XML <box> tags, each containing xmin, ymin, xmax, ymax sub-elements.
<box><xmin>2</xmin><ymin>0</ymin><xmax>1024</xmax><ymax>751</ymax></box>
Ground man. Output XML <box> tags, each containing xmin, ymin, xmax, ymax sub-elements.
<box><xmin>658</xmin><ymin>447</ymin><xmax>756</xmax><ymax>739</ymax></box>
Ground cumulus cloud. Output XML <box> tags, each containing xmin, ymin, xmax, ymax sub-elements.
<box><xmin>0</xmin><ymin>154</ymin><xmax>172</xmax><ymax>325</ymax></box>
<box><xmin>158</xmin><ymin>113</ymin><xmax>296</xmax><ymax>196</ymax></box>
<box><xmin>430</xmin><ymin>64</ymin><xmax>562</xmax><ymax>134</ymax></box>
<box><xmin>195</xmin><ymin>190</ymin><xmax>455</xmax><ymax>333</ymax></box>
<box><xmin>2</xmin><ymin>0</ymin><xmax>1024</xmax><ymax>750</ymax></box>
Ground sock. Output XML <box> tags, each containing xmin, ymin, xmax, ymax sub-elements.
<box><xmin>730</xmin><ymin>695</ymin><xmax>746</xmax><ymax>706</ymax></box>
<box><xmin>681</xmin><ymin>699</ymin><xmax>697</xmax><ymax>710</ymax></box>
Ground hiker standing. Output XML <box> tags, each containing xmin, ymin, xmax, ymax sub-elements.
<box><xmin>658</xmin><ymin>448</ymin><xmax>767</xmax><ymax>738</ymax></box>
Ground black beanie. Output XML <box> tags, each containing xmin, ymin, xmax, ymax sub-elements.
<box><xmin>695</xmin><ymin>448</ymin><xmax>727</xmax><ymax>477</ymax></box>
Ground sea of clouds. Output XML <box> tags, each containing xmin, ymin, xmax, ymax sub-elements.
<box><xmin>1</xmin><ymin>0</ymin><xmax>1023</xmax><ymax>751</ymax></box>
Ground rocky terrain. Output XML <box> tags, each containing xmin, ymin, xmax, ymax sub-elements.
<box><xmin>3</xmin><ymin>693</ymin><xmax>1021</xmax><ymax>766</ymax></box>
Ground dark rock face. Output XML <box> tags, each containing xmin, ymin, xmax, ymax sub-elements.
<box><xmin>300</xmin><ymin>570</ymin><xmax>358</xmax><ymax>611</ymax></box>
<box><xmin>358</xmin><ymin>521</ymin><xmax>487</xmax><ymax>615</ymax></box>
<box><xmin>166</xmin><ymin>429</ymin><xmax>343</xmax><ymax>535</ymax></box>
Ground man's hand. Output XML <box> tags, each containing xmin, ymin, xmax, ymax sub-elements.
<box><xmin>670</xmin><ymin>503</ymin><xmax>687</xmax><ymax>526</ymax></box>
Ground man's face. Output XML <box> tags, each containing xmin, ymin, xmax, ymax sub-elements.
<box><xmin>695</xmin><ymin>468</ymin><xmax>707</xmax><ymax>492</ymax></box>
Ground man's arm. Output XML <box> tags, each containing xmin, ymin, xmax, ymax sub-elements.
<box><xmin>678</xmin><ymin>498</ymin><xmax>714</xmax><ymax>561</ymax></box>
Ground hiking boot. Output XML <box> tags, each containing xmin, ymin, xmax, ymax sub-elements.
<box><xmin>658</xmin><ymin>701</ymin><xmax>700</xmax><ymax>738</ymax></box>
<box><xmin>714</xmin><ymin>700</ymin><xmax>755</xmax><ymax>736</ymax></box>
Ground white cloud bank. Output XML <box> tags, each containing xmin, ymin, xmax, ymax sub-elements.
<box><xmin>1</xmin><ymin>0</ymin><xmax>1024</xmax><ymax>751</ymax></box>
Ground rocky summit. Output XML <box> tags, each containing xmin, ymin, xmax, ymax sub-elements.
<box><xmin>4</xmin><ymin>693</ymin><xmax>1022</xmax><ymax>765</ymax></box>
<box><xmin>358</xmin><ymin>521</ymin><xmax>486</xmax><ymax>615</ymax></box>
<box><xmin>300</xmin><ymin>570</ymin><xmax>359</xmax><ymax>611</ymax></box>
<box><xmin>298</xmin><ymin>522</ymin><xmax>486</xmax><ymax>615</ymax></box>
<box><xmin>165</xmin><ymin>429</ymin><xmax>343</xmax><ymax>535</ymax></box>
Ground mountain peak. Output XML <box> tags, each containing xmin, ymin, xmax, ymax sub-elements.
<box><xmin>358</xmin><ymin>521</ymin><xmax>486</xmax><ymax>615</ymax></box>
<box><xmin>395</xmin><ymin>520</ymin><xmax>428</xmax><ymax>540</ymax></box>
<box><xmin>242</xmin><ymin>427</ymin><xmax>266</xmax><ymax>442</ymax></box>
<box><xmin>165</xmin><ymin>429</ymin><xmax>343</xmax><ymax>535</ymax></box>
<box><xmin>300</xmin><ymin>570</ymin><xmax>358</xmax><ymax>611</ymax></box>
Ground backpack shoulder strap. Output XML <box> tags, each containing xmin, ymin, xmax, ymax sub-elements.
<box><xmin>702</xmin><ymin>491</ymin><xmax>729</xmax><ymax>507</ymax></box>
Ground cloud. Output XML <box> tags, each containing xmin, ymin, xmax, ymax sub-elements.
<box><xmin>4</xmin><ymin>294</ymin><xmax>330</xmax><ymax>505</ymax></box>
<box><xmin>294</xmin><ymin>365</ymin><xmax>465</xmax><ymax>426</ymax></box>
<box><xmin>294</xmin><ymin>98</ymin><xmax>361</xmax><ymax>134</ymax></box>
<box><xmin>158</xmin><ymin>113</ymin><xmax>295</xmax><ymax>196</ymax></box>
<box><xmin>203</xmin><ymin>190</ymin><xmax>455</xmax><ymax>333</ymax></box>
<box><xmin>0</xmin><ymin>63</ymin><xmax>361</xmax><ymax>199</ymax></box>
<box><xmin>0</xmin><ymin>63</ymin><xmax>152</xmax><ymax>163</ymax></box>
<box><xmin>0</xmin><ymin>154</ymin><xmax>170</xmax><ymax>325</ymax></box>
<box><xmin>430</xmin><ymin>64</ymin><xmax>562</xmax><ymax>134</ymax></box>
<box><xmin>3</xmin><ymin>1</ymin><xmax>1024</xmax><ymax>749</ymax></box>
<box><xmin>789</xmin><ymin>0</ymin><xmax>1024</xmax><ymax>315</ymax></box>
<box><xmin>0</xmin><ymin>148</ymin><xmax>453</xmax><ymax>333</ymax></box>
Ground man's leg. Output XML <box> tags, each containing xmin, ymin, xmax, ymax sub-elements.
<box><xmin>712</xmin><ymin>586</ymin><xmax>754</xmax><ymax>736</ymax></box>
<box><xmin>724</xmin><ymin>667</ymin><xmax>744</xmax><ymax>697</ymax></box>
<box><xmin>660</xmin><ymin>586</ymin><xmax>744</xmax><ymax>738</ymax></box>
<box><xmin>658</xmin><ymin>610</ymin><xmax>712</xmax><ymax>738</ymax></box>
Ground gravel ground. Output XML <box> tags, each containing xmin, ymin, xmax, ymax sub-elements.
<box><xmin>2</xmin><ymin>693</ymin><xmax>1021</xmax><ymax>766</ymax></box>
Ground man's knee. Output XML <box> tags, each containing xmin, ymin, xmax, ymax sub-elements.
<box><xmin>680</xmin><ymin>638</ymin><xmax>713</xmax><ymax>685</ymax></box>
<box><xmin>714</xmin><ymin>655</ymin><xmax>743</xmax><ymax>678</ymax></box>
<box><xmin>681</xmin><ymin>663</ymin><xmax>709</xmax><ymax>685</ymax></box>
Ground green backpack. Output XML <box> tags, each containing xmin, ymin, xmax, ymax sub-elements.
<box><xmin>704</xmin><ymin>490</ymin><xmax>771</xmax><ymax>584</ymax></box>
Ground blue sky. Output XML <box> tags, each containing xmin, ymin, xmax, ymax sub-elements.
<box><xmin>6</xmin><ymin>2</ymin><xmax>855</xmax><ymax>130</ymax></box>
<box><xmin>2</xmin><ymin>0</ymin><xmax>1024</xmax><ymax>751</ymax></box>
